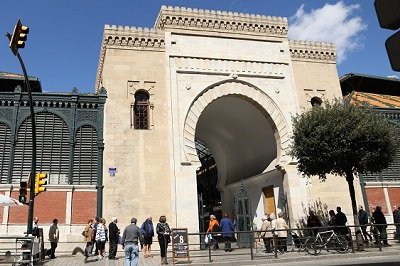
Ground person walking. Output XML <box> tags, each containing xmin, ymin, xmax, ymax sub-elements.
<box><xmin>220</xmin><ymin>213</ymin><xmax>235</xmax><ymax>252</ymax></box>
<box><xmin>83</xmin><ymin>219</ymin><xmax>94</xmax><ymax>258</ymax></box>
<box><xmin>141</xmin><ymin>216</ymin><xmax>154</xmax><ymax>258</ymax></box>
<box><xmin>260</xmin><ymin>214</ymin><xmax>273</xmax><ymax>253</ymax></box>
<box><xmin>393</xmin><ymin>206</ymin><xmax>400</xmax><ymax>241</ymax></box>
<box><xmin>358</xmin><ymin>206</ymin><xmax>372</xmax><ymax>243</ymax></box>
<box><xmin>335</xmin><ymin>207</ymin><xmax>348</xmax><ymax>236</ymax></box>
<box><xmin>95</xmin><ymin>218</ymin><xmax>107</xmax><ymax>260</ymax></box>
<box><xmin>48</xmin><ymin>219</ymin><xmax>59</xmax><ymax>259</ymax></box>
<box><xmin>122</xmin><ymin>217</ymin><xmax>143</xmax><ymax>266</ymax></box>
<box><xmin>372</xmin><ymin>206</ymin><xmax>390</xmax><ymax>246</ymax></box>
<box><xmin>108</xmin><ymin>217</ymin><xmax>119</xmax><ymax>260</ymax></box>
<box><xmin>328</xmin><ymin>210</ymin><xmax>336</xmax><ymax>226</ymax></box>
<box><xmin>206</xmin><ymin>214</ymin><xmax>220</xmax><ymax>250</ymax></box>
<box><xmin>156</xmin><ymin>215</ymin><xmax>171</xmax><ymax>265</ymax></box>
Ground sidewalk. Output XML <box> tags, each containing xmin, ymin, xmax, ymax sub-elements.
<box><xmin>38</xmin><ymin>242</ymin><xmax>400</xmax><ymax>266</ymax></box>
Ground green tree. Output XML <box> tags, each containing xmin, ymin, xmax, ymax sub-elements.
<box><xmin>289</xmin><ymin>99</ymin><xmax>396</xmax><ymax>227</ymax></box>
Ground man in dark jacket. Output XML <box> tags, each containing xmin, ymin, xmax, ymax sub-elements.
<box><xmin>335</xmin><ymin>207</ymin><xmax>348</xmax><ymax>236</ymax></box>
<box><xmin>220</xmin><ymin>213</ymin><xmax>235</xmax><ymax>252</ymax></box>
<box><xmin>48</xmin><ymin>219</ymin><xmax>59</xmax><ymax>259</ymax></box>
<box><xmin>358</xmin><ymin>205</ymin><xmax>372</xmax><ymax>243</ymax></box>
<box><xmin>372</xmin><ymin>206</ymin><xmax>390</xmax><ymax>246</ymax></box>
<box><xmin>108</xmin><ymin>217</ymin><xmax>120</xmax><ymax>260</ymax></box>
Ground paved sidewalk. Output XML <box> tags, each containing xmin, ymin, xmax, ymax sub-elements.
<box><xmin>37</xmin><ymin>242</ymin><xmax>400</xmax><ymax>266</ymax></box>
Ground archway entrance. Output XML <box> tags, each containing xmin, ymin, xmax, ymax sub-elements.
<box><xmin>194</xmin><ymin>94</ymin><xmax>278</xmax><ymax>232</ymax></box>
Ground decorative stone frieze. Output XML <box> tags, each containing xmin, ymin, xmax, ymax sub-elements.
<box><xmin>289</xmin><ymin>40</ymin><xmax>336</xmax><ymax>63</ymax></box>
<box><xmin>155</xmin><ymin>6</ymin><xmax>288</xmax><ymax>37</ymax></box>
<box><xmin>96</xmin><ymin>26</ymin><xmax>165</xmax><ymax>92</ymax></box>
<box><xmin>172</xmin><ymin>57</ymin><xmax>286</xmax><ymax>78</ymax></box>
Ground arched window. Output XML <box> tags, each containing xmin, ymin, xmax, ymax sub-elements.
<box><xmin>133</xmin><ymin>90</ymin><xmax>150</xmax><ymax>129</ymax></box>
<box><xmin>311</xmin><ymin>96</ymin><xmax>323</xmax><ymax>107</ymax></box>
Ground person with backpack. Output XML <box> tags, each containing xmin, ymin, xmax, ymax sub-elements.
<box><xmin>141</xmin><ymin>216</ymin><xmax>154</xmax><ymax>258</ymax></box>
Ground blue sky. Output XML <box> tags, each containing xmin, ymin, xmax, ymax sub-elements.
<box><xmin>0</xmin><ymin>0</ymin><xmax>398</xmax><ymax>93</ymax></box>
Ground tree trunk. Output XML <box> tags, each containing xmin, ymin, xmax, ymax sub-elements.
<box><xmin>345</xmin><ymin>169</ymin><xmax>364</xmax><ymax>250</ymax></box>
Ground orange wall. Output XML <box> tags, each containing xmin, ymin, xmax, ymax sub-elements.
<box><xmin>71</xmin><ymin>191</ymin><xmax>96</xmax><ymax>224</ymax></box>
<box><xmin>366</xmin><ymin>187</ymin><xmax>388</xmax><ymax>215</ymax></box>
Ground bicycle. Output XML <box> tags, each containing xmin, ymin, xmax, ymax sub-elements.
<box><xmin>304</xmin><ymin>230</ymin><xmax>348</xmax><ymax>255</ymax></box>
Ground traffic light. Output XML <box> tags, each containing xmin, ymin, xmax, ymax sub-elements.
<box><xmin>19</xmin><ymin>181</ymin><xmax>27</xmax><ymax>203</ymax></box>
<box><xmin>34</xmin><ymin>173</ymin><xmax>47</xmax><ymax>195</ymax></box>
<box><xmin>374</xmin><ymin>0</ymin><xmax>400</xmax><ymax>71</ymax></box>
<box><xmin>9</xmin><ymin>19</ymin><xmax>29</xmax><ymax>55</ymax></box>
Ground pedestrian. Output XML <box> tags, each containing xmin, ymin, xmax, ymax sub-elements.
<box><xmin>393</xmin><ymin>206</ymin><xmax>400</xmax><ymax>240</ymax></box>
<box><xmin>122</xmin><ymin>217</ymin><xmax>143</xmax><ymax>266</ymax></box>
<box><xmin>108</xmin><ymin>217</ymin><xmax>119</xmax><ymax>260</ymax></box>
<box><xmin>335</xmin><ymin>207</ymin><xmax>348</xmax><ymax>236</ymax></box>
<box><xmin>141</xmin><ymin>215</ymin><xmax>154</xmax><ymax>258</ymax></box>
<box><xmin>33</xmin><ymin>217</ymin><xmax>39</xmax><ymax>237</ymax></box>
<box><xmin>328</xmin><ymin>210</ymin><xmax>336</xmax><ymax>226</ymax></box>
<box><xmin>275</xmin><ymin>212</ymin><xmax>289</xmax><ymax>253</ymax></box>
<box><xmin>372</xmin><ymin>206</ymin><xmax>390</xmax><ymax>246</ymax></box>
<box><xmin>220</xmin><ymin>213</ymin><xmax>235</xmax><ymax>252</ymax></box>
<box><xmin>156</xmin><ymin>215</ymin><xmax>171</xmax><ymax>265</ymax></box>
<box><xmin>206</xmin><ymin>214</ymin><xmax>220</xmax><ymax>250</ymax></box>
<box><xmin>48</xmin><ymin>218</ymin><xmax>59</xmax><ymax>259</ymax></box>
<box><xmin>306</xmin><ymin>210</ymin><xmax>322</xmax><ymax>236</ymax></box>
<box><xmin>260</xmin><ymin>214</ymin><xmax>273</xmax><ymax>253</ymax></box>
<box><xmin>91</xmin><ymin>217</ymin><xmax>99</xmax><ymax>255</ymax></box>
<box><xmin>358</xmin><ymin>205</ymin><xmax>372</xmax><ymax>243</ymax></box>
<box><xmin>83</xmin><ymin>219</ymin><xmax>94</xmax><ymax>258</ymax></box>
<box><xmin>95</xmin><ymin>218</ymin><xmax>107</xmax><ymax>260</ymax></box>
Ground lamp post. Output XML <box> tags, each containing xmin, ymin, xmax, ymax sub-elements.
<box><xmin>7</xmin><ymin>19</ymin><xmax>36</xmax><ymax>235</ymax></box>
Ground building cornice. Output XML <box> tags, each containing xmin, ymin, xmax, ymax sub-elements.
<box><xmin>155</xmin><ymin>6</ymin><xmax>288</xmax><ymax>38</ymax></box>
<box><xmin>289</xmin><ymin>40</ymin><xmax>336</xmax><ymax>63</ymax></box>
<box><xmin>95</xmin><ymin>25</ymin><xmax>165</xmax><ymax>92</ymax></box>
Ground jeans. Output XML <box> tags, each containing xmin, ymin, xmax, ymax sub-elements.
<box><xmin>124</xmin><ymin>243</ymin><xmax>139</xmax><ymax>266</ymax></box>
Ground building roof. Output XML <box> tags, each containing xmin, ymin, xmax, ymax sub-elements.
<box><xmin>340</xmin><ymin>73</ymin><xmax>400</xmax><ymax>96</ymax></box>
<box><xmin>350</xmin><ymin>91</ymin><xmax>400</xmax><ymax>109</ymax></box>
<box><xmin>0</xmin><ymin>71</ymin><xmax>42</xmax><ymax>92</ymax></box>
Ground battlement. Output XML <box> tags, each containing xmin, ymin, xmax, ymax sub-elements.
<box><xmin>155</xmin><ymin>6</ymin><xmax>288</xmax><ymax>38</ymax></box>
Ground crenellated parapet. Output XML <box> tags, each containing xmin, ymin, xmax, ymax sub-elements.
<box><xmin>96</xmin><ymin>25</ymin><xmax>165</xmax><ymax>91</ymax></box>
<box><xmin>155</xmin><ymin>6</ymin><xmax>288</xmax><ymax>38</ymax></box>
<box><xmin>289</xmin><ymin>40</ymin><xmax>336</xmax><ymax>63</ymax></box>
<box><xmin>103</xmin><ymin>25</ymin><xmax>165</xmax><ymax>49</ymax></box>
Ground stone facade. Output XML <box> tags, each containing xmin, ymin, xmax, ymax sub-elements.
<box><xmin>97</xmin><ymin>6</ymin><xmax>363</xmax><ymax>232</ymax></box>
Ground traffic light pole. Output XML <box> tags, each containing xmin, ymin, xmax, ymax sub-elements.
<box><xmin>17</xmin><ymin>51</ymin><xmax>37</xmax><ymax>236</ymax></box>
<box><xmin>7</xmin><ymin>33</ymin><xmax>37</xmax><ymax>235</ymax></box>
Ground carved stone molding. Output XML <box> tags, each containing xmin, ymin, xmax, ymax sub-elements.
<box><xmin>155</xmin><ymin>6</ymin><xmax>288</xmax><ymax>38</ymax></box>
<box><xmin>96</xmin><ymin>26</ymin><xmax>165</xmax><ymax>91</ymax></box>
<box><xmin>172</xmin><ymin>57</ymin><xmax>286</xmax><ymax>78</ymax></box>
<box><xmin>289</xmin><ymin>40</ymin><xmax>336</xmax><ymax>63</ymax></box>
<box><xmin>183</xmin><ymin>80</ymin><xmax>290</xmax><ymax>162</ymax></box>
<box><xmin>103</xmin><ymin>25</ymin><xmax>165</xmax><ymax>50</ymax></box>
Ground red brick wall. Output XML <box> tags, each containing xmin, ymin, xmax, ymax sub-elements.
<box><xmin>388</xmin><ymin>187</ymin><xmax>400</xmax><ymax>209</ymax></box>
<box><xmin>71</xmin><ymin>191</ymin><xmax>96</xmax><ymax>224</ymax></box>
<box><xmin>366</xmin><ymin>187</ymin><xmax>388</xmax><ymax>214</ymax></box>
<box><xmin>9</xmin><ymin>191</ymin><xmax>67</xmax><ymax>224</ymax></box>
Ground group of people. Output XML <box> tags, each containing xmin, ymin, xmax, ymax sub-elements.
<box><xmin>260</xmin><ymin>212</ymin><xmax>289</xmax><ymax>253</ymax></box>
<box><xmin>307</xmin><ymin>205</ymin><xmax>393</xmax><ymax>247</ymax></box>
<box><xmin>206</xmin><ymin>213</ymin><xmax>235</xmax><ymax>252</ymax></box>
<box><xmin>82</xmin><ymin>215</ymin><xmax>171</xmax><ymax>266</ymax></box>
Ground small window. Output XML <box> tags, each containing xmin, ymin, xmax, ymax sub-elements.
<box><xmin>133</xmin><ymin>90</ymin><xmax>150</xmax><ymax>129</ymax></box>
<box><xmin>311</xmin><ymin>96</ymin><xmax>322</xmax><ymax>107</ymax></box>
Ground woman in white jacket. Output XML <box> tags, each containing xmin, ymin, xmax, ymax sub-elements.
<box><xmin>274</xmin><ymin>212</ymin><xmax>289</xmax><ymax>253</ymax></box>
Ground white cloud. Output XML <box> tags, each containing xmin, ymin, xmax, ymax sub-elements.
<box><xmin>288</xmin><ymin>1</ymin><xmax>367</xmax><ymax>64</ymax></box>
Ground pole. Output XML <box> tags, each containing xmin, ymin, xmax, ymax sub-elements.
<box><xmin>17</xmin><ymin>51</ymin><xmax>37</xmax><ymax>236</ymax></box>
<box><xmin>7</xmin><ymin>32</ymin><xmax>37</xmax><ymax>235</ymax></box>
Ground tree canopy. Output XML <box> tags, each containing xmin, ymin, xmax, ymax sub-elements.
<box><xmin>289</xmin><ymin>99</ymin><xmax>397</xmax><ymax>180</ymax></box>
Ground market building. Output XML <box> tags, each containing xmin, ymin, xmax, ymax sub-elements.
<box><xmin>96</xmin><ymin>6</ymin><xmax>362</xmax><ymax>234</ymax></box>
